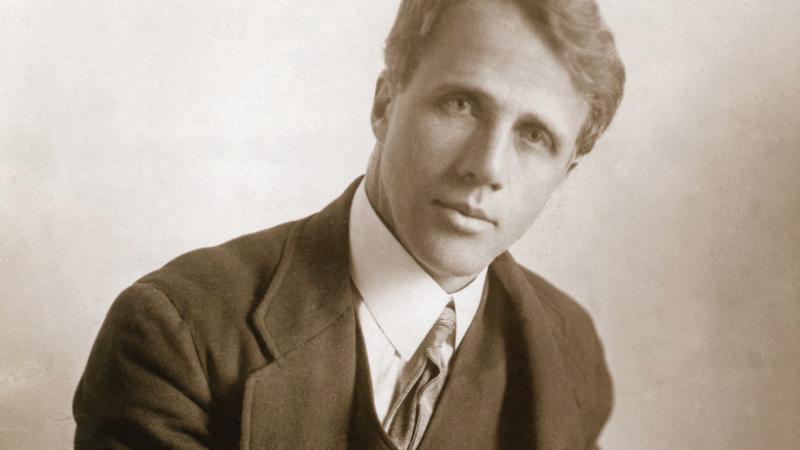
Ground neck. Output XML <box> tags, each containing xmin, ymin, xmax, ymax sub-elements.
<box><xmin>364</xmin><ymin>172</ymin><xmax>479</xmax><ymax>294</ymax></box>
<box><xmin>432</xmin><ymin>270</ymin><xmax>479</xmax><ymax>294</ymax></box>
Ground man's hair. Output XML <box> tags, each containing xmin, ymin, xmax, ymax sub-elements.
<box><xmin>384</xmin><ymin>0</ymin><xmax>626</xmax><ymax>156</ymax></box>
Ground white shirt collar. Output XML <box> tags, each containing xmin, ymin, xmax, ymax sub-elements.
<box><xmin>349</xmin><ymin>180</ymin><xmax>487</xmax><ymax>360</ymax></box>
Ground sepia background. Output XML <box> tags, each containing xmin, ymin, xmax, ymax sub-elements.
<box><xmin>2</xmin><ymin>1</ymin><xmax>799</xmax><ymax>448</ymax></box>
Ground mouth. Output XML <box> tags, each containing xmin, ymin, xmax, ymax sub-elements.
<box><xmin>434</xmin><ymin>200</ymin><xmax>497</xmax><ymax>226</ymax></box>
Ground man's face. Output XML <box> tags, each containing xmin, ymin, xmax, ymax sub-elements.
<box><xmin>367</xmin><ymin>0</ymin><xmax>588</xmax><ymax>290</ymax></box>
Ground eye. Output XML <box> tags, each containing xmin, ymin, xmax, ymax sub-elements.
<box><xmin>439</xmin><ymin>95</ymin><xmax>474</xmax><ymax>116</ymax></box>
<box><xmin>518</xmin><ymin>125</ymin><xmax>554</xmax><ymax>152</ymax></box>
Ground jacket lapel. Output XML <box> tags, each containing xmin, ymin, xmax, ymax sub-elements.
<box><xmin>240</xmin><ymin>179</ymin><xmax>362</xmax><ymax>450</ymax></box>
<box><xmin>491</xmin><ymin>252</ymin><xmax>584</xmax><ymax>449</ymax></box>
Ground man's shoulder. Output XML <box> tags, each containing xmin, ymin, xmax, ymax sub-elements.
<box><xmin>126</xmin><ymin>218</ymin><xmax>303</xmax><ymax>332</ymax></box>
<box><xmin>517</xmin><ymin>266</ymin><xmax>596</xmax><ymax>329</ymax></box>
<box><xmin>105</xmin><ymin>180</ymin><xmax>358</xmax><ymax>357</ymax></box>
<box><xmin>509</xmin><ymin>262</ymin><xmax>607</xmax><ymax>364</ymax></box>
<box><xmin>510</xmin><ymin>261</ymin><xmax>613</xmax><ymax>421</ymax></box>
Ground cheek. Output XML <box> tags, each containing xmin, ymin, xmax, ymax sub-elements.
<box><xmin>517</xmin><ymin>152</ymin><xmax>571</xmax><ymax>191</ymax></box>
<box><xmin>504</xmin><ymin>167</ymin><xmax>565</xmax><ymax>223</ymax></box>
<box><xmin>413</xmin><ymin>114</ymin><xmax>472</xmax><ymax>165</ymax></box>
<box><xmin>496</xmin><ymin>191</ymin><xmax>549</xmax><ymax>249</ymax></box>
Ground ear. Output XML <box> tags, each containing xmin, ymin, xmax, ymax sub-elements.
<box><xmin>566</xmin><ymin>152</ymin><xmax>585</xmax><ymax>174</ymax></box>
<box><xmin>566</xmin><ymin>161</ymin><xmax>579</xmax><ymax>174</ymax></box>
<box><xmin>371</xmin><ymin>71</ymin><xmax>395</xmax><ymax>143</ymax></box>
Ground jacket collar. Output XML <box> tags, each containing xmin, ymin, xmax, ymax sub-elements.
<box><xmin>253</xmin><ymin>177</ymin><xmax>359</xmax><ymax>360</ymax></box>
<box><xmin>241</xmin><ymin>178</ymin><xmax>362</xmax><ymax>449</ymax></box>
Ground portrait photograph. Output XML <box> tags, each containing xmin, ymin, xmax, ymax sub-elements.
<box><xmin>1</xmin><ymin>0</ymin><xmax>799</xmax><ymax>449</ymax></box>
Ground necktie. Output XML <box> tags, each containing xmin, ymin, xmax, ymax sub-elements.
<box><xmin>384</xmin><ymin>302</ymin><xmax>456</xmax><ymax>450</ymax></box>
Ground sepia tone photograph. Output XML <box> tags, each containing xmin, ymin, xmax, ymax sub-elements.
<box><xmin>2</xmin><ymin>0</ymin><xmax>799</xmax><ymax>449</ymax></box>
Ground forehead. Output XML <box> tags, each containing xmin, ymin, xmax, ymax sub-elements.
<box><xmin>407</xmin><ymin>0</ymin><xmax>588</xmax><ymax>140</ymax></box>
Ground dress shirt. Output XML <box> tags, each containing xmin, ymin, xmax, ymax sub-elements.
<box><xmin>348</xmin><ymin>180</ymin><xmax>487</xmax><ymax>422</ymax></box>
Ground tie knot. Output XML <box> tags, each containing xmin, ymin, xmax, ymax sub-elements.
<box><xmin>427</xmin><ymin>302</ymin><xmax>456</xmax><ymax>350</ymax></box>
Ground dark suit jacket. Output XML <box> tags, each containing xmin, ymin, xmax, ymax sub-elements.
<box><xmin>74</xmin><ymin>178</ymin><xmax>613</xmax><ymax>449</ymax></box>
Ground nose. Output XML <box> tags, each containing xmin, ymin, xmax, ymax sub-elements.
<box><xmin>454</xmin><ymin>123</ymin><xmax>509</xmax><ymax>191</ymax></box>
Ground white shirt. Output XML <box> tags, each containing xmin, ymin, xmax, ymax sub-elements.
<box><xmin>348</xmin><ymin>180</ymin><xmax>487</xmax><ymax>421</ymax></box>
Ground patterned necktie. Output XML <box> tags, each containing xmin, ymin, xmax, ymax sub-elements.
<box><xmin>384</xmin><ymin>302</ymin><xmax>456</xmax><ymax>450</ymax></box>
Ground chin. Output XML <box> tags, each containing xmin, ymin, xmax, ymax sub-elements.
<box><xmin>415</xmin><ymin>238</ymin><xmax>497</xmax><ymax>281</ymax></box>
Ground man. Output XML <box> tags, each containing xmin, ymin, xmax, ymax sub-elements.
<box><xmin>74</xmin><ymin>0</ymin><xmax>625</xmax><ymax>448</ymax></box>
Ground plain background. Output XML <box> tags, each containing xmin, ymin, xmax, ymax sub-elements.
<box><xmin>2</xmin><ymin>1</ymin><xmax>799</xmax><ymax>449</ymax></box>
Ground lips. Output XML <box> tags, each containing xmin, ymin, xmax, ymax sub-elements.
<box><xmin>434</xmin><ymin>199</ymin><xmax>496</xmax><ymax>225</ymax></box>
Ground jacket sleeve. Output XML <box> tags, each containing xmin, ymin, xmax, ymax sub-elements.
<box><xmin>73</xmin><ymin>283</ymin><xmax>212</xmax><ymax>449</ymax></box>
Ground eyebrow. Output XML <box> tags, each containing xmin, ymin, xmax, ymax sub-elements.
<box><xmin>428</xmin><ymin>81</ymin><xmax>564</xmax><ymax>154</ymax></box>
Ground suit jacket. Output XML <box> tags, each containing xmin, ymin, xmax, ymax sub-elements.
<box><xmin>73</xmin><ymin>178</ymin><xmax>613</xmax><ymax>450</ymax></box>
